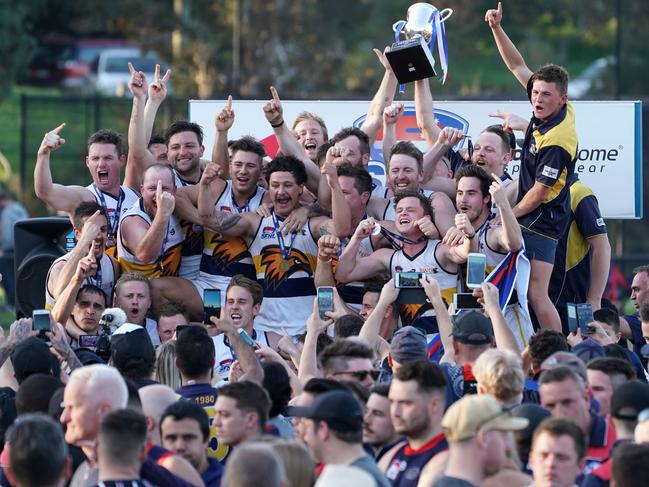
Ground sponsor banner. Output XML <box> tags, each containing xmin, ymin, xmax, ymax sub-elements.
<box><xmin>189</xmin><ymin>100</ymin><xmax>643</xmax><ymax>219</ymax></box>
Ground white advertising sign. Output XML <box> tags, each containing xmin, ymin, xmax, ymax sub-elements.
<box><xmin>190</xmin><ymin>99</ymin><xmax>643</xmax><ymax>219</ymax></box>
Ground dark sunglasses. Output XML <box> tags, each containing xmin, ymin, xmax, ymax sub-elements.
<box><xmin>334</xmin><ymin>369</ymin><xmax>380</xmax><ymax>381</ymax></box>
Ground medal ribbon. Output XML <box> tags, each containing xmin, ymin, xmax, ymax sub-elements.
<box><xmin>231</xmin><ymin>186</ymin><xmax>257</xmax><ymax>213</ymax></box>
<box><xmin>271</xmin><ymin>213</ymin><xmax>297</xmax><ymax>260</ymax></box>
<box><xmin>378</xmin><ymin>226</ymin><xmax>428</xmax><ymax>250</ymax></box>
<box><xmin>93</xmin><ymin>185</ymin><xmax>124</xmax><ymax>240</ymax></box>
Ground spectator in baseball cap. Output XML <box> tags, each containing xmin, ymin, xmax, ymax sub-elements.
<box><xmin>110</xmin><ymin>323</ymin><xmax>157</xmax><ymax>388</ymax></box>
<box><xmin>389</xmin><ymin>326</ymin><xmax>427</xmax><ymax>369</ymax></box>
<box><xmin>11</xmin><ymin>337</ymin><xmax>59</xmax><ymax>385</ymax></box>
<box><xmin>433</xmin><ymin>394</ymin><xmax>528</xmax><ymax>487</ymax></box>
<box><xmin>289</xmin><ymin>390</ymin><xmax>390</xmax><ymax>487</ymax></box>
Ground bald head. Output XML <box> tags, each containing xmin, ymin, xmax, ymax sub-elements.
<box><xmin>140</xmin><ymin>384</ymin><xmax>179</xmax><ymax>444</ymax></box>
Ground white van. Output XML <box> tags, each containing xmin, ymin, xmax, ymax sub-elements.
<box><xmin>90</xmin><ymin>48</ymin><xmax>170</xmax><ymax>96</ymax></box>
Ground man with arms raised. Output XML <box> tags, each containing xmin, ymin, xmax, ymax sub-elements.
<box><xmin>46</xmin><ymin>202</ymin><xmax>119</xmax><ymax>308</ymax></box>
<box><xmin>379</xmin><ymin>360</ymin><xmax>448</xmax><ymax>487</ymax></box>
<box><xmin>336</xmin><ymin>192</ymin><xmax>468</xmax><ymax>332</ymax></box>
<box><xmin>454</xmin><ymin>164</ymin><xmax>533</xmax><ymax>350</ymax></box>
<box><xmin>118</xmin><ymin>164</ymin><xmax>183</xmax><ymax>278</ymax></box>
<box><xmin>486</xmin><ymin>2</ymin><xmax>578</xmax><ymax>332</ymax></box>
<box><xmin>35</xmin><ymin>127</ymin><xmax>140</xmax><ymax>255</ymax></box>
<box><xmin>198</xmin><ymin>155</ymin><xmax>344</xmax><ymax>337</ymax></box>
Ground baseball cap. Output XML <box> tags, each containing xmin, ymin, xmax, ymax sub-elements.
<box><xmin>451</xmin><ymin>311</ymin><xmax>494</xmax><ymax>345</ymax></box>
<box><xmin>571</xmin><ymin>339</ymin><xmax>606</xmax><ymax>364</ymax></box>
<box><xmin>510</xmin><ymin>403</ymin><xmax>551</xmax><ymax>444</ymax></box>
<box><xmin>611</xmin><ymin>380</ymin><xmax>649</xmax><ymax>421</ymax></box>
<box><xmin>11</xmin><ymin>337</ymin><xmax>56</xmax><ymax>383</ymax></box>
<box><xmin>110</xmin><ymin>324</ymin><xmax>155</xmax><ymax>370</ymax></box>
<box><xmin>390</xmin><ymin>326</ymin><xmax>427</xmax><ymax>363</ymax></box>
<box><xmin>441</xmin><ymin>394</ymin><xmax>528</xmax><ymax>442</ymax></box>
<box><xmin>287</xmin><ymin>390</ymin><xmax>363</xmax><ymax>433</ymax></box>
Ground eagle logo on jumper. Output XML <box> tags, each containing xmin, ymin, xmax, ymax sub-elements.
<box><xmin>260</xmin><ymin>245</ymin><xmax>312</xmax><ymax>289</ymax></box>
<box><xmin>159</xmin><ymin>244</ymin><xmax>182</xmax><ymax>276</ymax></box>
<box><xmin>400</xmin><ymin>303</ymin><xmax>433</xmax><ymax>326</ymax></box>
<box><xmin>210</xmin><ymin>236</ymin><xmax>250</xmax><ymax>268</ymax></box>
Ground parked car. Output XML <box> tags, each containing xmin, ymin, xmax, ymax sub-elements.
<box><xmin>22</xmin><ymin>41</ymin><xmax>72</xmax><ymax>86</ymax></box>
<box><xmin>61</xmin><ymin>39</ymin><xmax>132</xmax><ymax>89</ymax></box>
<box><xmin>89</xmin><ymin>48</ymin><xmax>170</xmax><ymax>96</ymax></box>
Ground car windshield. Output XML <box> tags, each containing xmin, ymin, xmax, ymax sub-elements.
<box><xmin>105</xmin><ymin>56</ymin><xmax>157</xmax><ymax>73</ymax></box>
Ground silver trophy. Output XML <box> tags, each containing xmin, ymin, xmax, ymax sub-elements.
<box><xmin>386</xmin><ymin>2</ymin><xmax>452</xmax><ymax>84</ymax></box>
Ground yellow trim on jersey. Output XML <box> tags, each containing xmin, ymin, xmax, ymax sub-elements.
<box><xmin>118</xmin><ymin>244</ymin><xmax>182</xmax><ymax>278</ymax></box>
<box><xmin>565</xmin><ymin>181</ymin><xmax>595</xmax><ymax>272</ymax></box>
<box><xmin>544</xmin><ymin>168</ymin><xmax>568</xmax><ymax>203</ymax></box>
<box><xmin>533</xmin><ymin>102</ymin><xmax>578</xmax><ymax>159</ymax></box>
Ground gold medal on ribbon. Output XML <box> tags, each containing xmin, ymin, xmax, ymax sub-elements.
<box><xmin>279</xmin><ymin>259</ymin><xmax>291</xmax><ymax>272</ymax></box>
<box><xmin>106</xmin><ymin>235</ymin><xmax>116</xmax><ymax>248</ymax></box>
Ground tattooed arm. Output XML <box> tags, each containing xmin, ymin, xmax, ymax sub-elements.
<box><xmin>48</xmin><ymin>322</ymin><xmax>83</xmax><ymax>372</ymax></box>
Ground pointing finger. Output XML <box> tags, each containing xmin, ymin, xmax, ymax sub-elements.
<box><xmin>270</xmin><ymin>86</ymin><xmax>280</xmax><ymax>102</ymax></box>
<box><xmin>51</xmin><ymin>123</ymin><xmax>66</xmax><ymax>134</ymax></box>
<box><xmin>156</xmin><ymin>180</ymin><xmax>162</xmax><ymax>198</ymax></box>
<box><xmin>154</xmin><ymin>63</ymin><xmax>160</xmax><ymax>82</ymax></box>
<box><xmin>128</xmin><ymin>62</ymin><xmax>136</xmax><ymax>75</ymax></box>
<box><xmin>497</xmin><ymin>1</ymin><xmax>502</xmax><ymax>15</ymax></box>
<box><xmin>226</xmin><ymin>95</ymin><xmax>233</xmax><ymax>110</ymax></box>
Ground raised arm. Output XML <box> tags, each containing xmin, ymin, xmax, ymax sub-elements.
<box><xmin>34</xmin><ymin>123</ymin><xmax>92</xmax><ymax>213</ymax></box>
<box><xmin>210</xmin><ymin>315</ymin><xmax>263</xmax><ymax>385</ymax></box>
<box><xmin>359</xmin><ymin>279</ymin><xmax>399</xmax><ymax>349</ymax></box>
<box><xmin>174</xmin><ymin>184</ymin><xmax>203</xmax><ymax>225</ymax></box>
<box><xmin>414</xmin><ymin>79</ymin><xmax>441</xmax><ymax>147</ymax></box>
<box><xmin>121</xmin><ymin>182</ymin><xmax>175</xmax><ymax>263</ymax></box>
<box><xmin>321</xmin><ymin>150</ymin><xmax>352</xmax><ymax>238</ymax></box>
<box><xmin>124</xmin><ymin>63</ymin><xmax>150</xmax><ymax>189</ymax></box>
<box><xmin>489</xmin><ymin>175</ymin><xmax>523</xmax><ymax>252</ymax></box>
<box><xmin>485</xmin><ymin>2</ymin><xmax>533</xmax><ymax>88</ymax></box>
<box><xmin>421</xmin><ymin>276</ymin><xmax>455</xmax><ymax>363</ymax></box>
<box><xmin>212</xmin><ymin>95</ymin><xmax>235</xmax><ymax>179</ymax></box>
<box><xmin>50</xmin><ymin>210</ymin><xmax>102</xmax><ymax>300</ymax></box>
<box><xmin>263</xmin><ymin>87</ymin><xmax>320</xmax><ymax>194</ymax></box>
<box><xmin>479</xmin><ymin>282</ymin><xmax>518</xmax><ymax>353</ymax></box>
<box><xmin>361</xmin><ymin>47</ymin><xmax>399</xmax><ymax>146</ymax></box>
<box><xmin>381</xmin><ymin>103</ymin><xmax>403</xmax><ymax>164</ymax></box>
<box><xmin>422</xmin><ymin>127</ymin><xmax>464</xmax><ymax>183</ymax></box>
<box><xmin>335</xmin><ymin>220</ymin><xmax>391</xmax><ymax>283</ymax></box>
<box><xmin>52</xmin><ymin>246</ymin><xmax>96</xmax><ymax>326</ymax></box>
<box><xmin>298</xmin><ymin>301</ymin><xmax>332</xmax><ymax>384</ymax></box>
<box><xmin>314</xmin><ymin>235</ymin><xmax>340</xmax><ymax>289</ymax></box>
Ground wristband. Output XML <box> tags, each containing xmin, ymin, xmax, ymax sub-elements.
<box><xmin>465</xmin><ymin>232</ymin><xmax>475</xmax><ymax>239</ymax></box>
<box><xmin>317</xmin><ymin>255</ymin><xmax>332</xmax><ymax>263</ymax></box>
<box><xmin>270</xmin><ymin>120</ymin><xmax>284</xmax><ymax>128</ymax></box>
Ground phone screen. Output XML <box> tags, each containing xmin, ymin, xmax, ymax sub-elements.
<box><xmin>397</xmin><ymin>272</ymin><xmax>423</xmax><ymax>288</ymax></box>
<box><xmin>454</xmin><ymin>293</ymin><xmax>482</xmax><ymax>309</ymax></box>
<box><xmin>317</xmin><ymin>287</ymin><xmax>334</xmax><ymax>319</ymax></box>
<box><xmin>567</xmin><ymin>303</ymin><xmax>578</xmax><ymax>333</ymax></box>
<box><xmin>79</xmin><ymin>335</ymin><xmax>100</xmax><ymax>348</ymax></box>
<box><xmin>32</xmin><ymin>310</ymin><xmax>51</xmax><ymax>331</ymax></box>
<box><xmin>203</xmin><ymin>289</ymin><xmax>222</xmax><ymax>324</ymax></box>
<box><xmin>466</xmin><ymin>253</ymin><xmax>487</xmax><ymax>289</ymax></box>
<box><xmin>577</xmin><ymin>303</ymin><xmax>594</xmax><ymax>334</ymax></box>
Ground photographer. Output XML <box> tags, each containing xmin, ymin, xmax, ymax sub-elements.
<box><xmin>51</xmin><ymin>245</ymin><xmax>106</xmax><ymax>349</ymax></box>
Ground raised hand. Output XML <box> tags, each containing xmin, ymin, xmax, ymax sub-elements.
<box><xmin>415</xmin><ymin>215</ymin><xmax>437</xmax><ymax>239</ymax></box>
<box><xmin>75</xmin><ymin>245</ymin><xmax>98</xmax><ymax>281</ymax></box>
<box><xmin>281</xmin><ymin>206</ymin><xmax>308</xmax><ymax>235</ymax></box>
<box><xmin>437</xmin><ymin>127</ymin><xmax>465</xmax><ymax>146</ymax></box>
<box><xmin>489</xmin><ymin>174</ymin><xmax>508</xmax><ymax>208</ymax></box>
<box><xmin>378</xmin><ymin>278</ymin><xmax>400</xmax><ymax>306</ymax></box>
<box><xmin>128</xmin><ymin>62</ymin><xmax>148</xmax><ymax>99</ymax></box>
<box><xmin>38</xmin><ymin>123</ymin><xmax>66</xmax><ymax>156</ymax></box>
<box><xmin>318</xmin><ymin>234</ymin><xmax>341</xmax><ymax>260</ymax></box>
<box><xmin>485</xmin><ymin>2</ymin><xmax>503</xmax><ymax>29</ymax></box>
<box><xmin>488</xmin><ymin>108</ymin><xmax>528</xmax><ymax>132</ymax></box>
<box><xmin>77</xmin><ymin>210</ymin><xmax>101</xmax><ymax>249</ymax></box>
<box><xmin>353</xmin><ymin>218</ymin><xmax>377</xmax><ymax>240</ymax></box>
<box><xmin>373</xmin><ymin>46</ymin><xmax>393</xmax><ymax>72</ymax></box>
<box><xmin>215</xmin><ymin>95</ymin><xmax>235</xmax><ymax>132</ymax></box>
<box><xmin>454</xmin><ymin>213</ymin><xmax>475</xmax><ymax>239</ymax></box>
<box><xmin>148</xmin><ymin>63</ymin><xmax>172</xmax><ymax>103</ymax></box>
<box><xmin>262</xmin><ymin>86</ymin><xmax>284</xmax><ymax>126</ymax></box>
<box><xmin>200</xmin><ymin>162</ymin><xmax>221</xmax><ymax>187</ymax></box>
<box><xmin>325</xmin><ymin>145</ymin><xmax>350</xmax><ymax>167</ymax></box>
<box><xmin>420</xmin><ymin>274</ymin><xmax>442</xmax><ymax>303</ymax></box>
<box><xmin>383</xmin><ymin>102</ymin><xmax>405</xmax><ymax>126</ymax></box>
<box><xmin>155</xmin><ymin>180</ymin><xmax>175</xmax><ymax>218</ymax></box>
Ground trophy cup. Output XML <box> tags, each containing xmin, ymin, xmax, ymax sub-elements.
<box><xmin>386</xmin><ymin>3</ymin><xmax>452</xmax><ymax>85</ymax></box>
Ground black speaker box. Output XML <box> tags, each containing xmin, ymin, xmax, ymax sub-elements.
<box><xmin>14</xmin><ymin>217</ymin><xmax>71</xmax><ymax>318</ymax></box>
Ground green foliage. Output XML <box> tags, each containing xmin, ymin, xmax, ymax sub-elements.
<box><xmin>0</xmin><ymin>1</ymin><xmax>35</xmax><ymax>100</ymax></box>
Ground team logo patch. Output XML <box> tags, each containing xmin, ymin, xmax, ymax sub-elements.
<box><xmin>541</xmin><ymin>165</ymin><xmax>559</xmax><ymax>179</ymax></box>
<box><xmin>260</xmin><ymin>245</ymin><xmax>313</xmax><ymax>289</ymax></box>
<box><xmin>261</xmin><ymin>226</ymin><xmax>276</xmax><ymax>239</ymax></box>
<box><xmin>596</xmin><ymin>217</ymin><xmax>605</xmax><ymax>227</ymax></box>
